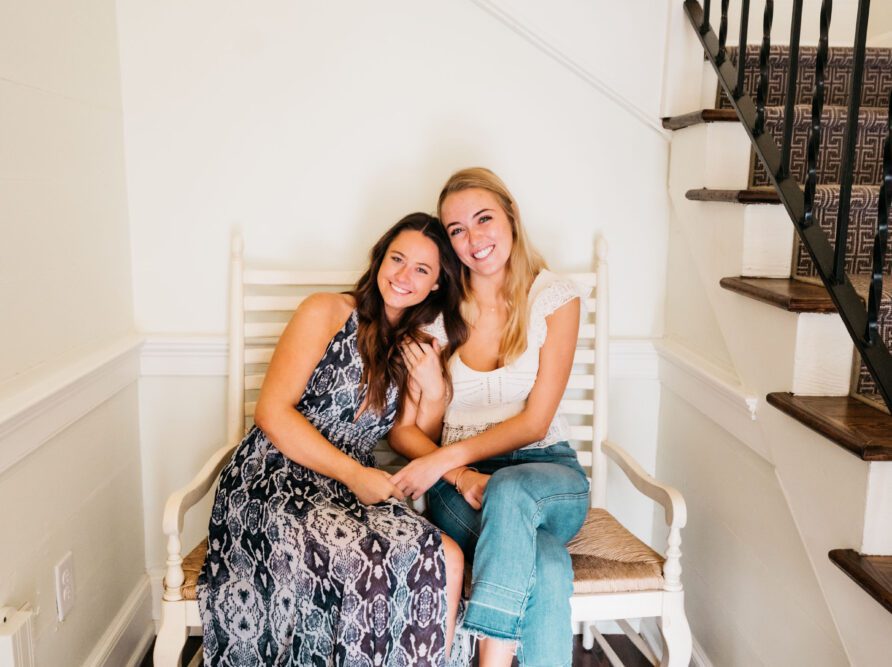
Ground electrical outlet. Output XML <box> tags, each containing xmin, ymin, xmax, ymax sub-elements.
<box><xmin>54</xmin><ymin>552</ymin><xmax>75</xmax><ymax>621</ymax></box>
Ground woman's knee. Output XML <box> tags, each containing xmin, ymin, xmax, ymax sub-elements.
<box><xmin>441</xmin><ymin>533</ymin><xmax>464</xmax><ymax>581</ymax></box>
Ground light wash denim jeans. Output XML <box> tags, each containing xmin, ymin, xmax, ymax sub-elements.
<box><xmin>427</xmin><ymin>442</ymin><xmax>589</xmax><ymax>667</ymax></box>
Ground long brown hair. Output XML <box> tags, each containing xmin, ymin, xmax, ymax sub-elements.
<box><xmin>351</xmin><ymin>212</ymin><xmax>467</xmax><ymax>412</ymax></box>
<box><xmin>437</xmin><ymin>167</ymin><xmax>546</xmax><ymax>366</ymax></box>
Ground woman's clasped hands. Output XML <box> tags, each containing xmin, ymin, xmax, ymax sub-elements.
<box><xmin>349</xmin><ymin>466</ymin><xmax>405</xmax><ymax>505</ymax></box>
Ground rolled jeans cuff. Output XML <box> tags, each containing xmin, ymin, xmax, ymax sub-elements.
<box><xmin>462</xmin><ymin>581</ymin><xmax>527</xmax><ymax>640</ymax></box>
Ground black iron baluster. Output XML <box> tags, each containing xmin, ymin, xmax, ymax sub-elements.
<box><xmin>779</xmin><ymin>0</ymin><xmax>804</xmax><ymax>179</ymax></box>
<box><xmin>717</xmin><ymin>0</ymin><xmax>730</xmax><ymax>64</ymax></box>
<box><xmin>833</xmin><ymin>0</ymin><xmax>871</xmax><ymax>284</ymax></box>
<box><xmin>702</xmin><ymin>0</ymin><xmax>712</xmax><ymax>34</ymax></box>
<box><xmin>754</xmin><ymin>0</ymin><xmax>774</xmax><ymax>137</ymax></box>
<box><xmin>804</xmin><ymin>0</ymin><xmax>832</xmax><ymax>229</ymax></box>
<box><xmin>735</xmin><ymin>0</ymin><xmax>751</xmax><ymax>99</ymax></box>
<box><xmin>866</xmin><ymin>91</ymin><xmax>892</xmax><ymax>344</ymax></box>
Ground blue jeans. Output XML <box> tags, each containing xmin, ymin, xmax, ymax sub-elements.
<box><xmin>428</xmin><ymin>442</ymin><xmax>589</xmax><ymax>667</ymax></box>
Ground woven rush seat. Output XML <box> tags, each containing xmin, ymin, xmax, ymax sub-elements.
<box><xmin>178</xmin><ymin>540</ymin><xmax>208</xmax><ymax>602</ymax></box>
<box><xmin>460</xmin><ymin>508</ymin><xmax>664</xmax><ymax>598</ymax></box>
<box><xmin>568</xmin><ymin>508</ymin><xmax>664</xmax><ymax>594</ymax></box>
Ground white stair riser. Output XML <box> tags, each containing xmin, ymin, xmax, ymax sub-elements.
<box><xmin>704</xmin><ymin>123</ymin><xmax>752</xmax><ymax>189</ymax></box>
<box><xmin>863</xmin><ymin>462</ymin><xmax>892</xmax><ymax>555</ymax></box>
<box><xmin>741</xmin><ymin>204</ymin><xmax>794</xmax><ymax>278</ymax></box>
<box><xmin>792</xmin><ymin>314</ymin><xmax>854</xmax><ymax>396</ymax></box>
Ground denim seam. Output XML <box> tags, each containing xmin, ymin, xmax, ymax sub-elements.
<box><xmin>533</xmin><ymin>491</ymin><xmax>590</xmax><ymax>506</ymax></box>
<box><xmin>469</xmin><ymin>581</ymin><xmax>526</xmax><ymax>595</ymax></box>
<box><xmin>513</xmin><ymin>504</ymin><xmax>542</xmax><ymax>632</ymax></box>
<box><xmin>466</xmin><ymin>600</ymin><xmax>521</xmax><ymax>615</ymax></box>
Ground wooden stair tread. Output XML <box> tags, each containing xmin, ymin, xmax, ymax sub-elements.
<box><xmin>766</xmin><ymin>393</ymin><xmax>892</xmax><ymax>461</ymax></box>
<box><xmin>662</xmin><ymin>109</ymin><xmax>738</xmax><ymax>130</ymax></box>
<box><xmin>686</xmin><ymin>188</ymin><xmax>780</xmax><ymax>204</ymax></box>
<box><xmin>719</xmin><ymin>277</ymin><xmax>837</xmax><ymax>313</ymax></box>
<box><xmin>829</xmin><ymin>549</ymin><xmax>892</xmax><ymax>614</ymax></box>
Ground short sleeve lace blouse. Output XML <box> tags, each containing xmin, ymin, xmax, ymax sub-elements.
<box><xmin>442</xmin><ymin>270</ymin><xmax>591</xmax><ymax>450</ymax></box>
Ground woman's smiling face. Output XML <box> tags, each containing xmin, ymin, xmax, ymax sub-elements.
<box><xmin>375</xmin><ymin>229</ymin><xmax>440</xmax><ymax>323</ymax></box>
<box><xmin>440</xmin><ymin>188</ymin><xmax>513</xmax><ymax>278</ymax></box>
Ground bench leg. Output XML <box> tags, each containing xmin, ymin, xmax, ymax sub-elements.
<box><xmin>659</xmin><ymin>593</ymin><xmax>692</xmax><ymax>667</ymax></box>
<box><xmin>154</xmin><ymin>601</ymin><xmax>188</xmax><ymax>667</ymax></box>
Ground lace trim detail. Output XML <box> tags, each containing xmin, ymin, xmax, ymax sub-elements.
<box><xmin>530</xmin><ymin>277</ymin><xmax>592</xmax><ymax>347</ymax></box>
<box><xmin>421</xmin><ymin>312</ymin><xmax>449</xmax><ymax>346</ymax></box>
<box><xmin>442</xmin><ymin>415</ymin><xmax>569</xmax><ymax>450</ymax></box>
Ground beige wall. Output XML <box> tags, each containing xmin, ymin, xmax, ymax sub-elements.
<box><xmin>116</xmin><ymin>0</ymin><xmax>671</xmax><ymax>339</ymax></box>
<box><xmin>0</xmin><ymin>0</ymin><xmax>144</xmax><ymax>662</ymax></box>
<box><xmin>119</xmin><ymin>0</ymin><xmax>675</xmax><ymax>577</ymax></box>
<box><xmin>0</xmin><ymin>0</ymin><xmax>134</xmax><ymax>384</ymax></box>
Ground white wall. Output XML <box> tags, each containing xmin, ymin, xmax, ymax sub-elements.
<box><xmin>0</xmin><ymin>0</ymin><xmax>145</xmax><ymax>662</ymax></box>
<box><xmin>117</xmin><ymin>0</ymin><xmax>674</xmax><ymax>576</ymax></box>
<box><xmin>0</xmin><ymin>0</ymin><xmax>134</xmax><ymax>384</ymax></box>
<box><xmin>117</xmin><ymin>0</ymin><xmax>670</xmax><ymax>338</ymax></box>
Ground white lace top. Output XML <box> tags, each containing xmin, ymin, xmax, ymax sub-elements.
<box><xmin>429</xmin><ymin>271</ymin><xmax>591</xmax><ymax>450</ymax></box>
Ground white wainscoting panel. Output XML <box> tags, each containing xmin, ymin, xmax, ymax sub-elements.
<box><xmin>82</xmin><ymin>577</ymin><xmax>154</xmax><ymax>667</ymax></box>
<box><xmin>0</xmin><ymin>335</ymin><xmax>142</xmax><ymax>475</ymax></box>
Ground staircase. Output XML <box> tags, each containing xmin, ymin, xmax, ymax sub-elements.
<box><xmin>662</xmin><ymin>2</ymin><xmax>892</xmax><ymax>663</ymax></box>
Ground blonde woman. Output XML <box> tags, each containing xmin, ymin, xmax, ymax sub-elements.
<box><xmin>390</xmin><ymin>169</ymin><xmax>590</xmax><ymax>667</ymax></box>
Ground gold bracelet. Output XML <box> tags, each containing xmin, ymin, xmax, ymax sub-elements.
<box><xmin>454</xmin><ymin>467</ymin><xmax>478</xmax><ymax>495</ymax></box>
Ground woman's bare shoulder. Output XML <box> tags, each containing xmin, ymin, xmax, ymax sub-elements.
<box><xmin>292</xmin><ymin>292</ymin><xmax>356</xmax><ymax>335</ymax></box>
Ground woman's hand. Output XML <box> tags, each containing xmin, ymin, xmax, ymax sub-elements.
<box><xmin>400</xmin><ymin>338</ymin><xmax>446</xmax><ymax>401</ymax></box>
<box><xmin>455</xmin><ymin>469</ymin><xmax>490</xmax><ymax>510</ymax></box>
<box><xmin>348</xmin><ymin>466</ymin><xmax>405</xmax><ymax>505</ymax></box>
<box><xmin>391</xmin><ymin>449</ymin><xmax>452</xmax><ymax>500</ymax></box>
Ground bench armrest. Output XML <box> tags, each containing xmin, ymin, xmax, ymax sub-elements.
<box><xmin>602</xmin><ymin>439</ymin><xmax>687</xmax><ymax>591</ymax></box>
<box><xmin>161</xmin><ymin>441</ymin><xmax>237</xmax><ymax>601</ymax></box>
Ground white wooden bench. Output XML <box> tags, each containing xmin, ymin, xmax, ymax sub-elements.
<box><xmin>153</xmin><ymin>236</ymin><xmax>691</xmax><ymax>666</ymax></box>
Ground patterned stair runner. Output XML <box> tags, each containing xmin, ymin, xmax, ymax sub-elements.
<box><xmin>721</xmin><ymin>45</ymin><xmax>892</xmax><ymax>109</ymax></box>
<box><xmin>717</xmin><ymin>45</ymin><xmax>892</xmax><ymax>410</ymax></box>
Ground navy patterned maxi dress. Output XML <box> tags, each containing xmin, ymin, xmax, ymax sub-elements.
<box><xmin>197</xmin><ymin>311</ymin><xmax>451</xmax><ymax>666</ymax></box>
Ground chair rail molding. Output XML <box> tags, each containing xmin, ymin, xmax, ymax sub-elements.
<box><xmin>467</xmin><ymin>0</ymin><xmax>670</xmax><ymax>140</ymax></box>
<box><xmin>656</xmin><ymin>339</ymin><xmax>767</xmax><ymax>460</ymax></box>
<box><xmin>140</xmin><ymin>335</ymin><xmax>659</xmax><ymax>380</ymax></box>
<box><xmin>0</xmin><ymin>335</ymin><xmax>142</xmax><ymax>476</ymax></box>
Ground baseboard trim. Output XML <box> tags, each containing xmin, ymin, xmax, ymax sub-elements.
<box><xmin>691</xmin><ymin>637</ymin><xmax>715</xmax><ymax>667</ymax></box>
<box><xmin>657</xmin><ymin>339</ymin><xmax>769</xmax><ymax>461</ymax></box>
<box><xmin>637</xmin><ymin>618</ymin><xmax>713</xmax><ymax>667</ymax></box>
<box><xmin>0</xmin><ymin>335</ymin><xmax>142</xmax><ymax>476</ymax></box>
<box><xmin>83</xmin><ymin>576</ymin><xmax>154</xmax><ymax>667</ymax></box>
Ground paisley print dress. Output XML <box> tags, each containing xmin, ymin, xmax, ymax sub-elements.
<box><xmin>197</xmin><ymin>311</ymin><xmax>451</xmax><ymax>666</ymax></box>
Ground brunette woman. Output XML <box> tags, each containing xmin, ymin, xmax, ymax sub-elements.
<box><xmin>198</xmin><ymin>213</ymin><xmax>468</xmax><ymax>666</ymax></box>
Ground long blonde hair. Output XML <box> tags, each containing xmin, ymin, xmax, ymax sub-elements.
<box><xmin>437</xmin><ymin>167</ymin><xmax>547</xmax><ymax>365</ymax></box>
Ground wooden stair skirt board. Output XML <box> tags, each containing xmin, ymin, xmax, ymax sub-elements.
<box><xmin>829</xmin><ymin>549</ymin><xmax>892</xmax><ymax>615</ymax></box>
<box><xmin>766</xmin><ymin>393</ymin><xmax>892</xmax><ymax>461</ymax></box>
